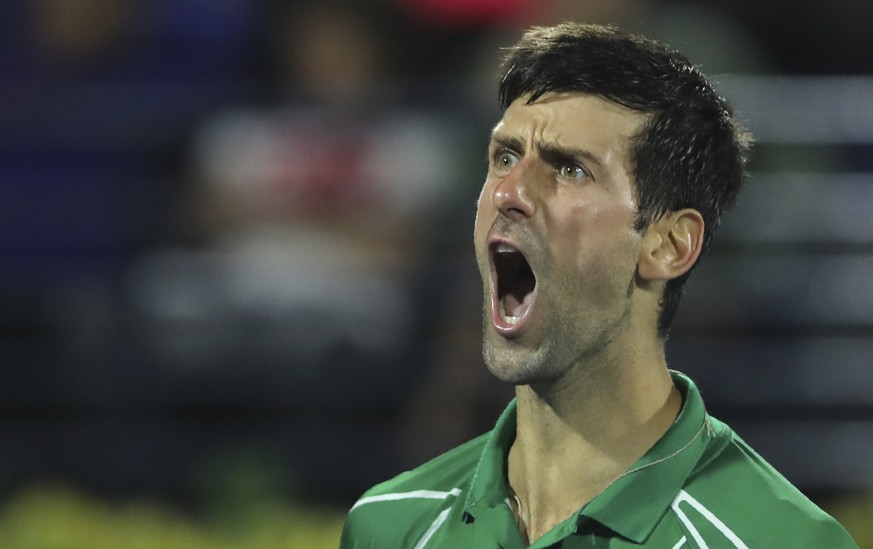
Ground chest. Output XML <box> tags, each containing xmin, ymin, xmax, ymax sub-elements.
<box><xmin>425</xmin><ymin>506</ymin><xmax>689</xmax><ymax>548</ymax></box>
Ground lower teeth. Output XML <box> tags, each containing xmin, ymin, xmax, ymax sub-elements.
<box><xmin>499</xmin><ymin>302</ymin><xmax>520</xmax><ymax>325</ymax></box>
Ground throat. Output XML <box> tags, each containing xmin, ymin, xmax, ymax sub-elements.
<box><xmin>507</xmin><ymin>440</ymin><xmax>620</xmax><ymax>545</ymax></box>
<box><xmin>506</xmin><ymin>381</ymin><xmax>686</xmax><ymax>542</ymax></box>
<box><xmin>507</xmin><ymin>475</ymin><xmax>587</xmax><ymax>546</ymax></box>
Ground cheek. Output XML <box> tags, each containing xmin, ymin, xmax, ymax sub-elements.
<box><xmin>561</xmin><ymin>208</ymin><xmax>641</xmax><ymax>283</ymax></box>
<box><xmin>473</xmin><ymin>194</ymin><xmax>493</xmax><ymax>261</ymax></box>
<box><xmin>474</xmin><ymin>183</ymin><xmax>496</xmax><ymax>235</ymax></box>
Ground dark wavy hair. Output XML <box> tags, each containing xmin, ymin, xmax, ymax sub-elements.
<box><xmin>498</xmin><ymin>22</ymin><xmax>753</xmax><ymax>339</ymax></box>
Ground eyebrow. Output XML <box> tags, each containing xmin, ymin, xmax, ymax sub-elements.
<box><xmin>489</xmin><ymin>133</ymin><xmax>606</xmax><ymax>171</ymax></box>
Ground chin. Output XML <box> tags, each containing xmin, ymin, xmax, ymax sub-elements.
<box><xmin>483</xmin><ymin>342</ymin><xmax>553</xmax><ymax>386</ymax></box>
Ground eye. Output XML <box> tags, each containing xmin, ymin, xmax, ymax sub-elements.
<box><xmin>491</xmin><ymin>150</ymin><xmax>519</xmax><ymax>174</ymax></box>
<box><xmin>557</xmin><ymin>163</ymin><xmax>589</xmax><ymax>181</ymax></box>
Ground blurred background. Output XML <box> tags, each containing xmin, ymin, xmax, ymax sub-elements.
<box><xmin>0</xmin><ymin>0</ymin><xmax>872</xmax><ymax>546</ymax></box>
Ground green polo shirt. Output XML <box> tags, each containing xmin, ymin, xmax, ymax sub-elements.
<box><xmin>341</xmin><ymin>371</ymin><xmax>857</xmax><ymax>548</ymax></box>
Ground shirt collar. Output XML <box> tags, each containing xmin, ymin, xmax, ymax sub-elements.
<box><xmin>463</xmin><ymin>371</ymin><xmax>719</xmax><ymax>544</ymax></box>
<box><xmin>463</xmin><ymin>398</ymin><xmax>518</xmax><ymax>516</ymax></box>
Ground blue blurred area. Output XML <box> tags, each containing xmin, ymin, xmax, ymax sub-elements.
<box><xmin>0</xmin><ymin>0</ymin><xmax>263</xmax><ymax>293</ymax></box>
<box><xmin>0</xmin><ymin>0</ymin><xmax>872</xmax><ymax>521</ymax></box>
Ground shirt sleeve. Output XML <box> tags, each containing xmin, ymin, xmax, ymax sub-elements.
<box><xmin>339</xmin><ymin>510</ymin><xmax>369</xmax><ymax>549</ymax></box>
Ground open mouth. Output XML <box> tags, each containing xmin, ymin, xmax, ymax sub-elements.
<box><xmin>492</xmin><ymin>243</ymin><xmax>537</xmax><ymax>328</ymax></box>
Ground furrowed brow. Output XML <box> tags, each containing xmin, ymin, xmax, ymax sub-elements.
<box><xmin>489</xmin><ymin>134</ymin><xmax>525</xmax><ymax>154</ymax></box>
<box><xmin>535</xmin><ymin>141</ymin><xmax>605</xmax><ymax>171</ymax></box>
<box><xmin>489</xmin><ymin>132</ymin><xmax>605</xmax><ymax>171</ymax></box>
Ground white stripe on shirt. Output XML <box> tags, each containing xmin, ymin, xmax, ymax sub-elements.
<box><xmin>413</xmin><ymin>507</ymin><xmax>453</xmax><ymax>549</ymax></box>
<box><xmin>672</xmin><ymin>489</ymin><xmax>749</xmax><ymax>549</ymax></box>
<box><xmin>350</xmin><ymin>488</ymin><xmax>462</xmax><ymax>511</ymax></box>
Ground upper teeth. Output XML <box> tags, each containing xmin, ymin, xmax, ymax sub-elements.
<box><xmin>496</xmin><ymin>243</ymin><xmax>516</xmax><ymax>254</ymax></box>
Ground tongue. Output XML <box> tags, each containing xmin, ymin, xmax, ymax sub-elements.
<box><xmin>504</xmin><ymin>290</ymin><xmax>534</xmax><ymax>319</ymax></box>
<box><xmin>502</xmin><ymin>260</ymin><xmax>536</xmax><ymax>319</ymax></box>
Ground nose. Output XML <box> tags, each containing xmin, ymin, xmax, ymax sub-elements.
<box><xmin>492</xmin><ymin>161</ymin><xmax>536</xmax><ymax>219</ymax></box>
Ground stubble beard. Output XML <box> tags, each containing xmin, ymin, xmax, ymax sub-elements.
<box><xmin>476</xmin><ymin>224</ymin><xmax>640</xmax><ymax>391</ymax></box>
<box><xmin>480</xmin><ymin>295</ymin><xmax>632</xmax><ymax>391</ymax></box>
<box><xmin>481</xmin><ymin>329</ymin><xmax>552</xmax><ymax>386</ymax></box>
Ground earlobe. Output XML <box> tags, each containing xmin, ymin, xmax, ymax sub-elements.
<box><xmin>637</xmin><ymin>209</ymin><xmax>705</xmax><ymax>282</ymax></box>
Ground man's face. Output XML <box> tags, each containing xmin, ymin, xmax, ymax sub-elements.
<box><xmin>474</xmin><ymin>92</ymin><xmax>648</xmax><ymax>385</ymax></box>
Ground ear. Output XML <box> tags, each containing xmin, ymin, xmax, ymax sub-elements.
<box><xmin>637</xmin><ymin>208</ymin><xmax>705</xmax><ymax>282</ymax></box>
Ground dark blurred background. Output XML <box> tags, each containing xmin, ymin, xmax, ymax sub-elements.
<box><xmin>1</xmin><ymin>0</ymin><xmax>872</xmax><ymax>546</ymax></box>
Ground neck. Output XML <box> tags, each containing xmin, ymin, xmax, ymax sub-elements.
<box><xmin>507</xmin><ymin>358</ymin><xmax>681</xmax><ymax>544</ymax></box>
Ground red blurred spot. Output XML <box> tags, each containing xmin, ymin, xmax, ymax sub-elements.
<box><xmin>400</xmin><ymin>0</ymin><xmax>546</xmax><ymax>27</ymax></box>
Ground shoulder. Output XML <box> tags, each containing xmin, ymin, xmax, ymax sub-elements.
<box><xmin>675</xmin><ymin>418</ymin><xmax>858</xmax><ymax>548</ymax></box>
<box><xmin>359</xmin><ymin>432</ymin><xmax>489</xmax><ymax>498</ymax></box>
<box><xmin>339</xmin><ymin>433</ymin><xmax>488</xmax><ymax>549</ymax></box>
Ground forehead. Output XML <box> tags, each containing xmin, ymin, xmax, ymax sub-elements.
<box><xmin>491</xmin><ymin>93</ymin><xmax>647</xmax><ymax>156</ymax></box>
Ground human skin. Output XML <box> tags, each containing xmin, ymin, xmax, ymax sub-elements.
<box><xmin>475</xmin><ymin>92</ymin><xmax>649</xmax><ymax>388</ymax></box>
<box><xmin>473</xmin><ymin>92</ymin><xmax>704</xmax><ymax>542</ymax></box>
